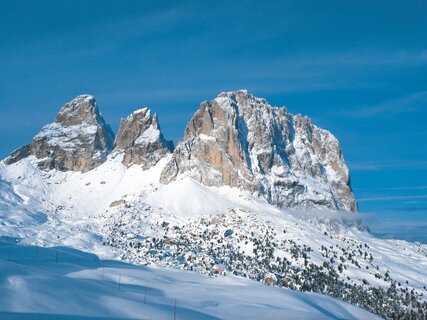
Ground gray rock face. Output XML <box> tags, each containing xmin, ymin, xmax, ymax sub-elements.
<box><xmin>160</xmin><ymin>90</ymin><xmax>357</xmax><ymax>212</ymax></box>
<box><xmin>113</xmin><ymin>108</ymin><xmax>173</xmax><ymax>169</ymax></box>
<box><xmin>6</xmin><ymin>95</ymin><xmax>115</xmax><ymax>172</ymax></box>
<box><xmin>4</xmin><ymin>90</ymin><xmax>356</xmax><ymax>212</ymax></box>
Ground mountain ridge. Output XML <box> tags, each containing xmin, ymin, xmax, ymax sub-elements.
<box><xmin>4</xmin><ymin>90</ymin><xmax>356</xmax><ymax>212</ymax></box>
<box><xmin>161</xmin><ymin>90</ymin><xmax>356</xmax><ymax>211</ymax></box>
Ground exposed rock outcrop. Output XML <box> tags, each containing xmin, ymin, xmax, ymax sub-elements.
<box><xmin>109</xmin><ymin>199</ymin><xmax>127</xmax><ymax>207</ymax></box>
<box><xmin>160</xmin><ymin>90</ymin><xmax>357</xmax><ymax>212</ymax></box>
<box><xmin>113</xmin><ymin>108</ymin><xmax>173</xmax><ymax>169</ymax></box>
<box><xmin>6</xmin><ymin>95</ymin><xmax>115</xmax><ymax>172</ymax></box>
<box><xmin>4</xmin><ymin>90</ymin><xmax>356</xmax><ymax>212</ymax></box>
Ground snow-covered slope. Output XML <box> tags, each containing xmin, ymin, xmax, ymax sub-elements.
<box><xmin>0</xmin><ymin>156</ymin><xmax>426</xmax><ymax>319</ymax></box>
<box><xmin>0</xmin><ymin>239</ymin><xmax>381</xmax><ymax>320</ymax></box>
<box><xmin>0</xmin><ymin>178</ymin><xmax>45</xmax><ymax>239</ymax></box>
<box><xmin>4</xmin><ymin>91</ymin><xmax>356</xmax><ymax>212</ymax></box>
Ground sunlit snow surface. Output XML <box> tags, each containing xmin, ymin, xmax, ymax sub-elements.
<box><xmin>0</xmin><ymin>239</ymin><xmax>380</xmax><ymax>320</ymax></box>
<box><xmin>0</xmin><ymin>155</ymin><xmax>426</xmax><ymax>319</ymax></box>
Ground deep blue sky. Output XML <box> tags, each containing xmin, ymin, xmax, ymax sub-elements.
<box><xmin>1</xmin><ymin>1</ymin><xmax>426</xmax><ymax>242</ymax></box>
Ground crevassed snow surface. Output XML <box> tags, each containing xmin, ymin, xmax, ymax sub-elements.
<box><xmin>0</xmin><ymin>239</ymin><xmax>381</xmax><ymax>320</ymax></box>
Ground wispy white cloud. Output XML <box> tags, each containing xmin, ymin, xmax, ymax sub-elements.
<box><xmin>271</xmin><ymin>50</ymin><xmax>427</xmax><ymax>69</ymax></box>
<box><xmin>1</xmin><ymin>4</ymin><xmax>191</xmax><ymax>61</ymax></box>
<box><xmin>99</xmin><ymin>87</ymin><xmax>218</xmax><ymax>103</ymax></box>
<box><xmin>387</xmin><ymin>186</ymin><xmax>427</xmax><ymax>191</ymax></box>
<box><xmin>358</xmin><ymin>195</ymin><xmax>427</xmax><ymax>202</ymax></box>
<box><xmin>343</xmin><ymin>91</ymin><xmax>427</xmax><ymax>119</ymax></box>
<box><xmin>349</xmin><ymin>160</ymin><xmax>427</xmax><ymax>171</ymax></box>
<box><xmin>354</xmin><ymin>186</ymin><xmax>427</xmax><ymax>193</ymax></box>
<box><xmin>205</xmin><ymin>49</ymin><xmax>427</xmax><ymax>95</ymax></box>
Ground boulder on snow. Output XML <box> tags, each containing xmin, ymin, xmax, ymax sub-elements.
<box><xmin>211</xmin><ymin>264</ymin><xmax>226</xmax><ymax>275</ymax></box>
<box><xmin>109</xmin><ymin>199</ymin><xmax>127</xmax><ymax>207</ymax></box>
<box><xmin>264</xmin><ymin>273</ymin><xmax>277</xmax><ymax>286</ymax></box>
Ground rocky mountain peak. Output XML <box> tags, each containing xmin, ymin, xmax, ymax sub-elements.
<box><xmin>161</xmin><ymin>90</ymin><xmax>357</xmax><ymax>212</ymax></box>
<box><xmin>5</xmin><ymin>95</ymin><xmax>115</xmax><ymax>172</ymax></box>
<box><xmin>4</xmin><ymin>90</ymin><xmax>356</xmax><ymax>212</ymax></box>
<box><xmin>55</xmin><ymin>94</ymin><xmax>103</xmax><ymax>126</ymax></box>
<box><xmin>114</xmin><ymin>108</ymin><xmax>173</xmax><ymax>169</ymax></box>
<box><xmin>216</xmin><ymin>89</ymin><xmax>268</xmax><ymax>109</ymax></box>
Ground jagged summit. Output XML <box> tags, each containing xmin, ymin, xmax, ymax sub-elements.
<box><xmin>161</xmin><ymin>90</ymin><xmax>357</xmax><ymax>212</ymax></box>
<box><xmin>54</xmin><ymin>95</ymin><xmax>113</xmax><ymax>135</ymax></box>
<box><xmin>216</xmin><ymin>89</ymin><xmax>268</xmax><ymax>105</ymax></box>
<box><xmin>6</xmin><ymin>95</ymin><xmax>115</xmax><ymax>172</ymax></box>
<box><xmin>4</xmin><ymin>90</ymin><xmax>356</xmax><ymax>212</ymax></box>
<box><xmin>130</xmin><ymin>107</ymin><xmax>150</xmax><ymax>115</ymax></box>
<box><xmin>4</xmin><ymin>95</ymin><xmax>174</xmax><ymax>172</ymax></box>
<box><xmin>114</xmin><ymin>108</ymin><xmax>173</xmax><ymax>169</ymax></box>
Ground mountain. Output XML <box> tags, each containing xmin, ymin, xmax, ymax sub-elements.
<box><xmin>0</xmin><ymin>91</ymin><xmax>426</xmax><ymax>320</ymax></box>
<box><xmin>161</xmin><ymin>90</ymin><xmax>356</xmax><ymax>212</ymax></box>
<box><xmin>5</xmin><ymin>90</ymin><xmax>357</xmax><ymax>211</ymax></box>
<box><xmin>114</xmin><ymin>108</ymin><xmax>173</xmax><ymax>169</ymax></box>
<box><xmin>4</xmin><ymin>90</ymin><xmax>355</xmax><ymax>212</ymax></box>
<box><xmin>5</xmin><ymin>95</ymin><xmax>115</xmax><ymax>172</ymax></box>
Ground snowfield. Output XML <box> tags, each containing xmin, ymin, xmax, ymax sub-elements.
<box><xmin>0</xmin><ymin>238</ymin><xmax>381</xmax><ymax>320</ymax></box>
<box><xmin>0</xmin><ymin>155</ymin><xmax>426</xmax><ymax>319</ymax></box>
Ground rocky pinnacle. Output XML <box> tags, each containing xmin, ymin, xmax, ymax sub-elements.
<box><xmin>160</xmin><ymin>90</ymin><xmax>357</xmax><ymax>212</ymax></box>
<box><xmin>5</xmin><ymin>90</ymin><xmax>357</xmax><ymax>211</ymax></box>
<box><xmin>114</xmin><ymin>108</ymin><xmax>173</xmax><ymax>169</ymax></box>
<box><xmin>6</xmin><ymin>95</ymin><xmax>115</xmax><ymax>172</ymax></box>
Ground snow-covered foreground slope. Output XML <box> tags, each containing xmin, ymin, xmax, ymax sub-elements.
<box><xmin>0</xmin><ymin>239</ymin><xmax>380</xmax><ymax>320</ymax></box>
<box><xmin>0</xmin><ymin>156</ymin><xmax>426</xmax><ymax>319</ymax></box>
<box><xmin>0</xmin><ymin>178</ymin><xmax>46</xmax><ymax>239</ymax></box>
